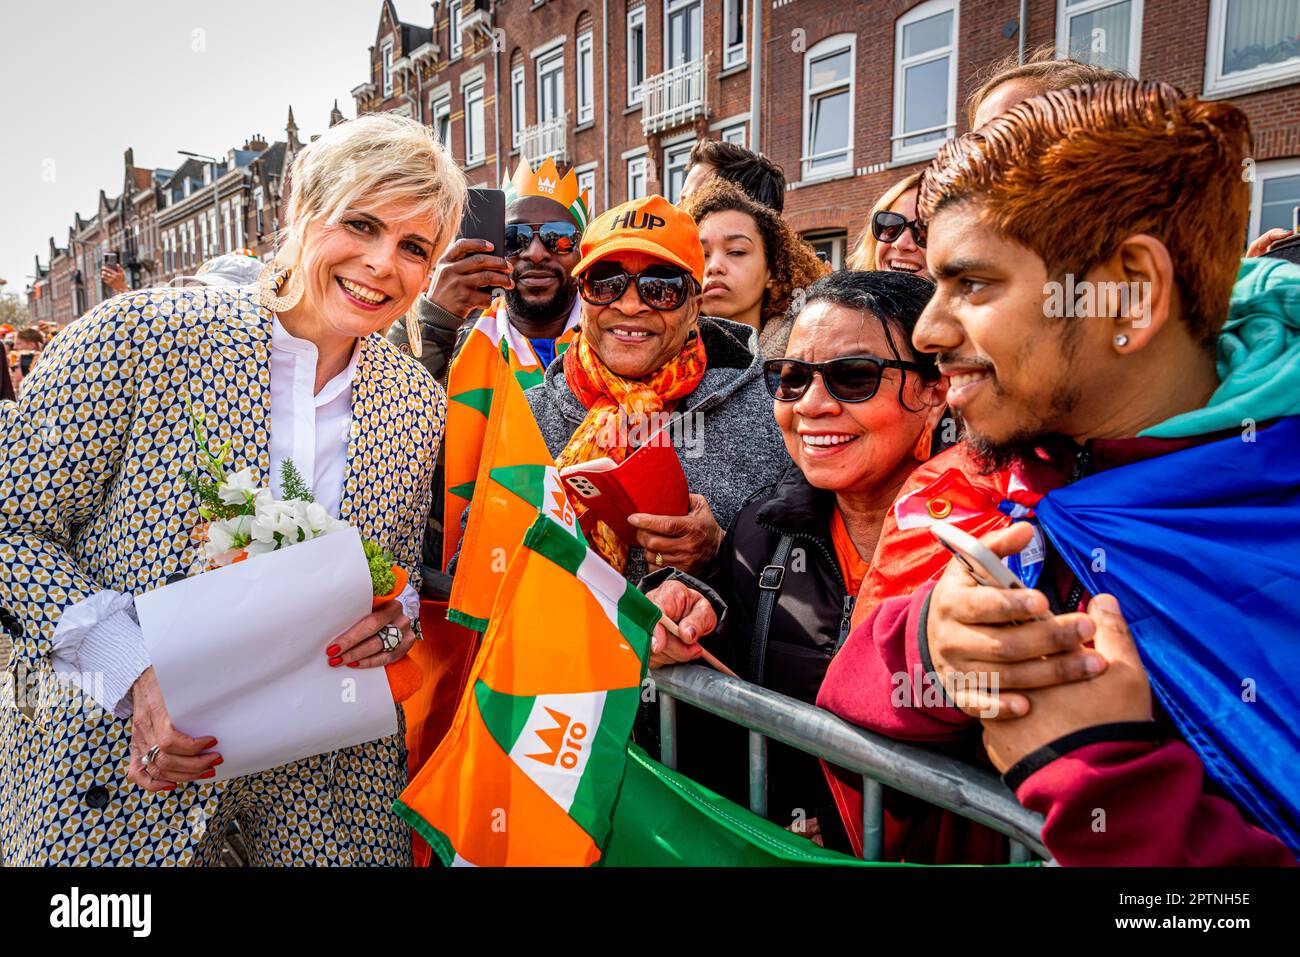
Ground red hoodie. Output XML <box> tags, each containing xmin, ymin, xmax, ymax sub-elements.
<box><xmin>818</xmin><ymin>435</ymin><xmax>1297</xmax><ymax>866</ymax></box>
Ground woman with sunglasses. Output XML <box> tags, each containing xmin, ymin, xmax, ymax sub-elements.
<box><xmin>646</xmin><ymin>270</ymin><xmax>956</xmax><ymax>848</ymax></box>
<box><xmin>847</xmin><ymin>173</ymin><xmax>928</xmax><ymax>277</ymax></box>
<box><xmin>527</xmin><ymin>195</ymin><xmax>789</xmax><ymax>583</ymax></box>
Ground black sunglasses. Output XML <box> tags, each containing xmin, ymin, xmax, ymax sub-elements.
<box><xmin>579</xmin><ymin>262</ymin><xmax>699</xmax><ymax>311</ymax></box>
<box><xmin>504</xmin><ymin>221</ymin><xmax>581</xmax><ymax>257</ymax></box>
<box><xmin>764</xmin><ymin>355</ymin><xmax>928</xmax><ymax>404</ymax></box>
<box><xmin>871</xmin><ymin>210</ymin><xmax>927</xmax><ymax>249</ymax></box>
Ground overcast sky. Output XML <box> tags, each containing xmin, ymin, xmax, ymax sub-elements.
<box><xmin>0</xmin><ymin>0</ymin><xmax>386</xmax><ymax>302</ymax></box>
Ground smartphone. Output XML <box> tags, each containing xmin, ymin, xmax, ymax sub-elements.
<box><xmin>459</xmin><ymin>187</ymin><xmax>507</xmax><ymax>258</ymax></box>
<box><xmin>19</xmin><ymin>352</ymin><xmax>35</xmax><ymax>376</ymax></box>
<box><xmin>104</xmin><ymin>252</ymin><xmax>119</xmax><ymax>268</ymax></box>
<box><xmin>930</xmin><ymin>521</ymin><xmax>1028</xmax><ymax>591</ymax></box>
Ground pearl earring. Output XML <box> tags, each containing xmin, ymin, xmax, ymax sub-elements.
<box><xmin>1114</xmin><ymin>334</ymin><xmax>1130</xmax><ymax>348</ymax></box>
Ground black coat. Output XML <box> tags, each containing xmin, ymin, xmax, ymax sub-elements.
<box><xmin>673</xmin><ymin>465</ymin><xmax>855</xmax><ymax>846</ymax></box>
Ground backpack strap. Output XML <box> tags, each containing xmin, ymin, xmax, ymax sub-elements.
<box><xmin>749</xmin><ymin>534</ymin><xmax>794</xmax><ymax>686</ymax></box>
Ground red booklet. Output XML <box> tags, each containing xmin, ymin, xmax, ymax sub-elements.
<box><xmin>560</xmin><ymin>435</ymin><xmax>689</xmax><ymax>545</ymax></box>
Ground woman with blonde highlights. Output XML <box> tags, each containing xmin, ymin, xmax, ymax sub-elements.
<box><xmin>0</xmin><ymin>112</ymin><xmax>465</xmax><ymax>866</ymax></box>
<box><xmin>847</xmin><ymin>173</ymin><xmax>927</xmax><ymax>277</ymax></box>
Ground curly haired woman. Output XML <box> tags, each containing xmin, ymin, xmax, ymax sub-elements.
<box><xmin>681</xmin><ymin>177</ymin><xmax>825</xmax><ymax>357</ymax></box>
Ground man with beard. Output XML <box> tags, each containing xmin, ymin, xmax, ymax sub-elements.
<box><xmin>389</xmin><ymin>157</ymin><xmax>589</xmax><ymax>570</ymax></box>
<box><xmin>812</xmin><ymin>79</ymin><xmax>1299</xmax><ymax>865</ymax></box>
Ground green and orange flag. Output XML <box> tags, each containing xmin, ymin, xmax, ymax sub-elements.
<box><xmin>441</xmin><ymin>297</ymin><xmax>580</xmax><ymax>574</ymax></box>
<box><xmin>395</xmin><ymin>514</ymin><xmax>657</xmax><ymax>866</ymax></box>
<box><xmin>446</xmin><ymin>333</ymin><xmax>584</xmax><ymax>631</ymax></box>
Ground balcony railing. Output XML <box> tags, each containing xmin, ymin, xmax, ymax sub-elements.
<box><xmin>642</xmin><ymin>54</ymin><xmax>710</xmax><ymax>135</ymax></box>
<box><xmin>519</xmin><ymin>112</ymin><xmax>568</xmax><ymax>165</ymax></box>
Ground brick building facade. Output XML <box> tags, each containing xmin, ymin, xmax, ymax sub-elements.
<box><xmin>25</xmin><ymin>0</ymin><xmax>1300</xmax><ymax>320</ymax></box>
<box><xmin>350</xmin><ymin>0</ymin><xmax>1300</xmax><ymax>269</ymax></box>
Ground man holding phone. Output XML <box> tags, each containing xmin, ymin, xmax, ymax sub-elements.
<box><xmin>390</xmin><ymin>156</ymin><xmax>589</xmax><ymax>388</ymax></box>
<box><xmin>816</xmin><ymin>80</ymin><xmax>1300</xmax><ymax>866</ymax></box>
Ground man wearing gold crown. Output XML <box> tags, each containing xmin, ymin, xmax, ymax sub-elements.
<box><xmin>389</xmin><ymin>156</ymin><xmax>591</xmax><ymax>569</ymax></box>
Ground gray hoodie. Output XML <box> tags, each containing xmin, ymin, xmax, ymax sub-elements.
<box><xmin>526</xmin><ymin>316</ymin><xmax>791</xmax><ymax>583</ymax></box>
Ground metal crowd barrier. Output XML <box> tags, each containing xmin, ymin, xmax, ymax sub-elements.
<box><xmin>653</xmin><ymin>663</ymin><xmax>1051</xmax><ymax>863</ymax></box>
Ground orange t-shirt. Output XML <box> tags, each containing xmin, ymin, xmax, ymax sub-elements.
<box><xmin>829</xmin><ymin>507</ymin><xmax>870</xmax><ymax>598</ymax></box>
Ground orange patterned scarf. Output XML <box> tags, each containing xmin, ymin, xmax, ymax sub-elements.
<box><xmin>556</xmin><ymin>330</ymin><xmax>707</xmax><ymax>571</ymax></box>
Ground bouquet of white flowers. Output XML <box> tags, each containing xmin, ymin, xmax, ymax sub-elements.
<box><xmin>185</xmin><ymin>410</ymin><xmax>403</xmax><ymax>599</ymax></box>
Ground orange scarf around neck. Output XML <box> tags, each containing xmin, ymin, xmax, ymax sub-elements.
<box><xmin>555</xmin><ymin>330</ymin><xmax>707</xmax><ymax>571</ymax></box>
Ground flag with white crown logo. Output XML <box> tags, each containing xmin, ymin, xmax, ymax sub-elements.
<box><xmin>394</xmin><ymin>514</ymin><xmax>656</xmax><ymax>866</ymax></box>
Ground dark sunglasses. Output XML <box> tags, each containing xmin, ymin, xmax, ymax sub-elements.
<box><xmin>579</xmin><ymin>262</ymin><xmax>699</xmax><ymax>311</ymax></box>
<box><xmin>871</xmin><ymin>210</ymin><xmax>927</xmax><ymax>249</ymax></box>
<box><xmin>764</xmin><ymin>355</ymin><xmax>928</xmax><ymax>404</ymax></box>
<box><xmin>503</xmin><ymin>221</ymin><xmax>581</xmax><ymax>257</ymax></box>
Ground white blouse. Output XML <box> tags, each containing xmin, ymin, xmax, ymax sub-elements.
<box><xmin>49</xmin><ymin>318</ymin><xmax>420</xmax><ymax>717</ymax></box>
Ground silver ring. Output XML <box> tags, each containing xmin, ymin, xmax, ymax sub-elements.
<box><xmin>142</xmin><ymin>744</ymin><xmax>161</xmax><ymax>767</ymax></box>
<box><xmin>377</xmin><ymin>624</ymin><xmax>402</xmax><ymax>653</ymax></box>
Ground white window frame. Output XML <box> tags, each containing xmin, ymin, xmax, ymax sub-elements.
<box><xmin>577</xmin><ymin>31</ymin><xmax>595</xmax><ymax>125</ymax></box>
<box><xmin>1204</xmin><ymin>0</ymin><xmax>1300</xmax><ymax>97</ymax></box>
<box><xmin>627</xmin><ymin>155</ymin><xmax>647</xmax><ymax>201</ymax></box>
<box><xmin>575</xmin><ymin>164</ymin><xmax>597</xmax><ymax>217</ymax></box>
<box><xmin>722</xmin><ymin>0</ymin><xmax>748</xmax><ymax>70</ymax></box>
<box><xmin>892</xmin><ymin>0</ymin><xmax>958</xmax><ymax>164</ymax></box>
<box><xmin>1249</xmin><ymin>156</ymin><xmax>1300</xmax><ymax>241</ymax></box>
<box><xmin>664</xmin><ymin>0</ymin><xmax>703</xmax><ymax>70</ymax></box>
<box><xmin>381</xmin><ymin>38</ymin><xmax>395</xmax><ymax>97</ymax></box>
<box><xmin>803</xmin><ymin>34</ymin><xmax>856</xmax><ymax>179</ymax></box>
<box><xmin>449</xmin><ymin>0</ymin><xmax>464</xmax><ymax>60</ymax></box>
<box><xmin>1055</xmin><ymin>0</ymin><xmax>1143</xmax><ymax>77</ymax></box>
<box><xmin>537</xmin><ymin>47</ymin><xmax>565</xmax><ymax>123</ymax></box>
<box><xmin>627</xmin><ymin>6</ymin><xmax>647</xmax><ymax>105</ymax></box>
<box><xmin>432</xmin><ymin>94</ymin><xmax>452</xmax><ymax>147</ymax></box>
<box><xmin>464</xmin><ymin>80</ymin><xmax>486</xmax><ymax>166</ymax></box>
<box><xmin>803</xmin><ymin>230</ymin><xmax>847</xmax><ymax>271</ymax></box>
<box><xmin>721</xmin><ymin>122</ymin><xmax>747</xmax><ymax>146</ymax></box>
<box><xmin>663</xmin><ymin>138</ymin><xmax>695</xmax><ymax>204</ymax></box>
<box><xmin>511</xmin><ymin>65</ymin><xmax>526</xmax><ymax>148</ymax></box>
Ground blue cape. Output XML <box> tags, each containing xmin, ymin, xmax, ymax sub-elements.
<box><xmin>1035</xmin><ymin>415</ymin><xmax>1300</xmax><ymax>855</ymax></box>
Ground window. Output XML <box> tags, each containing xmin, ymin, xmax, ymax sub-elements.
<box><xmin>209</xmin><ymin>208</ymin><xmax>219</xmax><ymax>255</ymax></box>
<box><xmin>381</xmin><ymin>39</ymin><xmax>394</xmax><ymax>97</ymax></box>
<box><xmin>223</xmin><ymin>201</ymin><xmax>233</xmax><ymax>252</ymax></box>
<box><xmin>231</xmin><ymin>196</ymin><xmax>243</xmax><ymax>248</ymax></box>
<box><xmin>255</xmin><ymin>187</ymin><xmax>265</xmax><ymax>234</ymax></box>
<box><xmin>1056</xmin><ymin>0</ymin><xmax>1142</xmax><ymax>76</ymax></box>
<box><xmin>449</xmin><ymin>1</ymin><xmax>463</xmax><ymax>59</ymax></box>
<box><xmin>893</xmin><ymin>1</ymin><xmax>958</xmax><ymax>163</ymax></box>
<box><xmin>804</xmin><ymin>35</ymin><xmax>856</xmax><ymax>177</ymax></box>
<box><xmin>576</xmin><ymin>167</ymin><xmax>597</xmax><ymax>217</ymax></box>
<box><xmin>464</xmin><ymin>81</ymin><xmax>485</xmax><ymax>165</ymax></box>
<box><xmin>199</xmin><ymin>214</ymin><xmax>209</xmax><ymax>259</ymax></box>
<box><xmin>666</xmin><ymin>0</ymin><xmax>702</xmax><ymax>68</ymax></box>
<box><xmin>1205</xmin><ymin>0</ymin><xmax>1300</xmax><ymax>96</ymax></box>
<box><xmin>628</xmin><ymin>6</ymin><xmax>646</xmax><ymax>105</ymax></box>
<box><xmin>664</xmin><ymin>141</ymin><xmax>694</xmax><ymax>203</ymax></box>
<box><xmin>433</xmin><ymin>96</ymin><xmax>452</xmax><ymax>146</ymax></box>
<box><xmin>721</xmin><ymin>123</ymin><xmax>747</xmax><ymax>146</ymax></box>
<box><xmin>627</xmin><ymin>156</ymin><xmax>647</xmax><ymax>200</ymax></box>
<box><xmin>1250</xmin><ymin>158</ymin><xmax>1300</xmax><ymax>240</ymax></box>
<box><xmin>723</xmin><ymin>0</ymin><xmax>748</xmax><ymax>69</ymax></box>
<box><xmin>577</xmin><ymin>31</ymin><xmax>595</xmax><ymax>125</ymax></box>
<box><xmin>803</xmin><ymin>230</ymin><xmax>847</xmax><ymax>271</ymax></box>
<box><xmin>537</xmin><ymin>47</ymin><xmax>565</xmax><ymax>122</ymax></box>
<box><xmin>511</xmin><ymin>66</ymin><xmax>527</xmax><ymax>148</ymax></box>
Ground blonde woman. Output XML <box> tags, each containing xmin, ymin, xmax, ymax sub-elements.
<box><xmin>847</xmin><ymin>173</ymin><xmax>927</xmax><ymax>277</ymax></box>
<box><xmin>0</xmin><ymin>113</ymin><xmax>465</xmax><ymax>866</ymax></box>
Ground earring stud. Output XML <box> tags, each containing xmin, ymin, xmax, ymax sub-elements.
<box><xmin>1114</xmin><ymin>334</ymin><xmax>1130</xmax><ymax>348</ymax></box>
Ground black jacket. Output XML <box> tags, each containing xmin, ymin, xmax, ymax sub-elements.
<box><xmin>669</xmin><ymin>465</ymin><xmax>854</xmax><ymax>846</ymax></box>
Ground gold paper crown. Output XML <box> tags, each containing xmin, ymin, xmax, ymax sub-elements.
<box><xmin>501</xmin><ymin>157</ymin><xmax>592</xmax><ymax>229</ymax></box>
